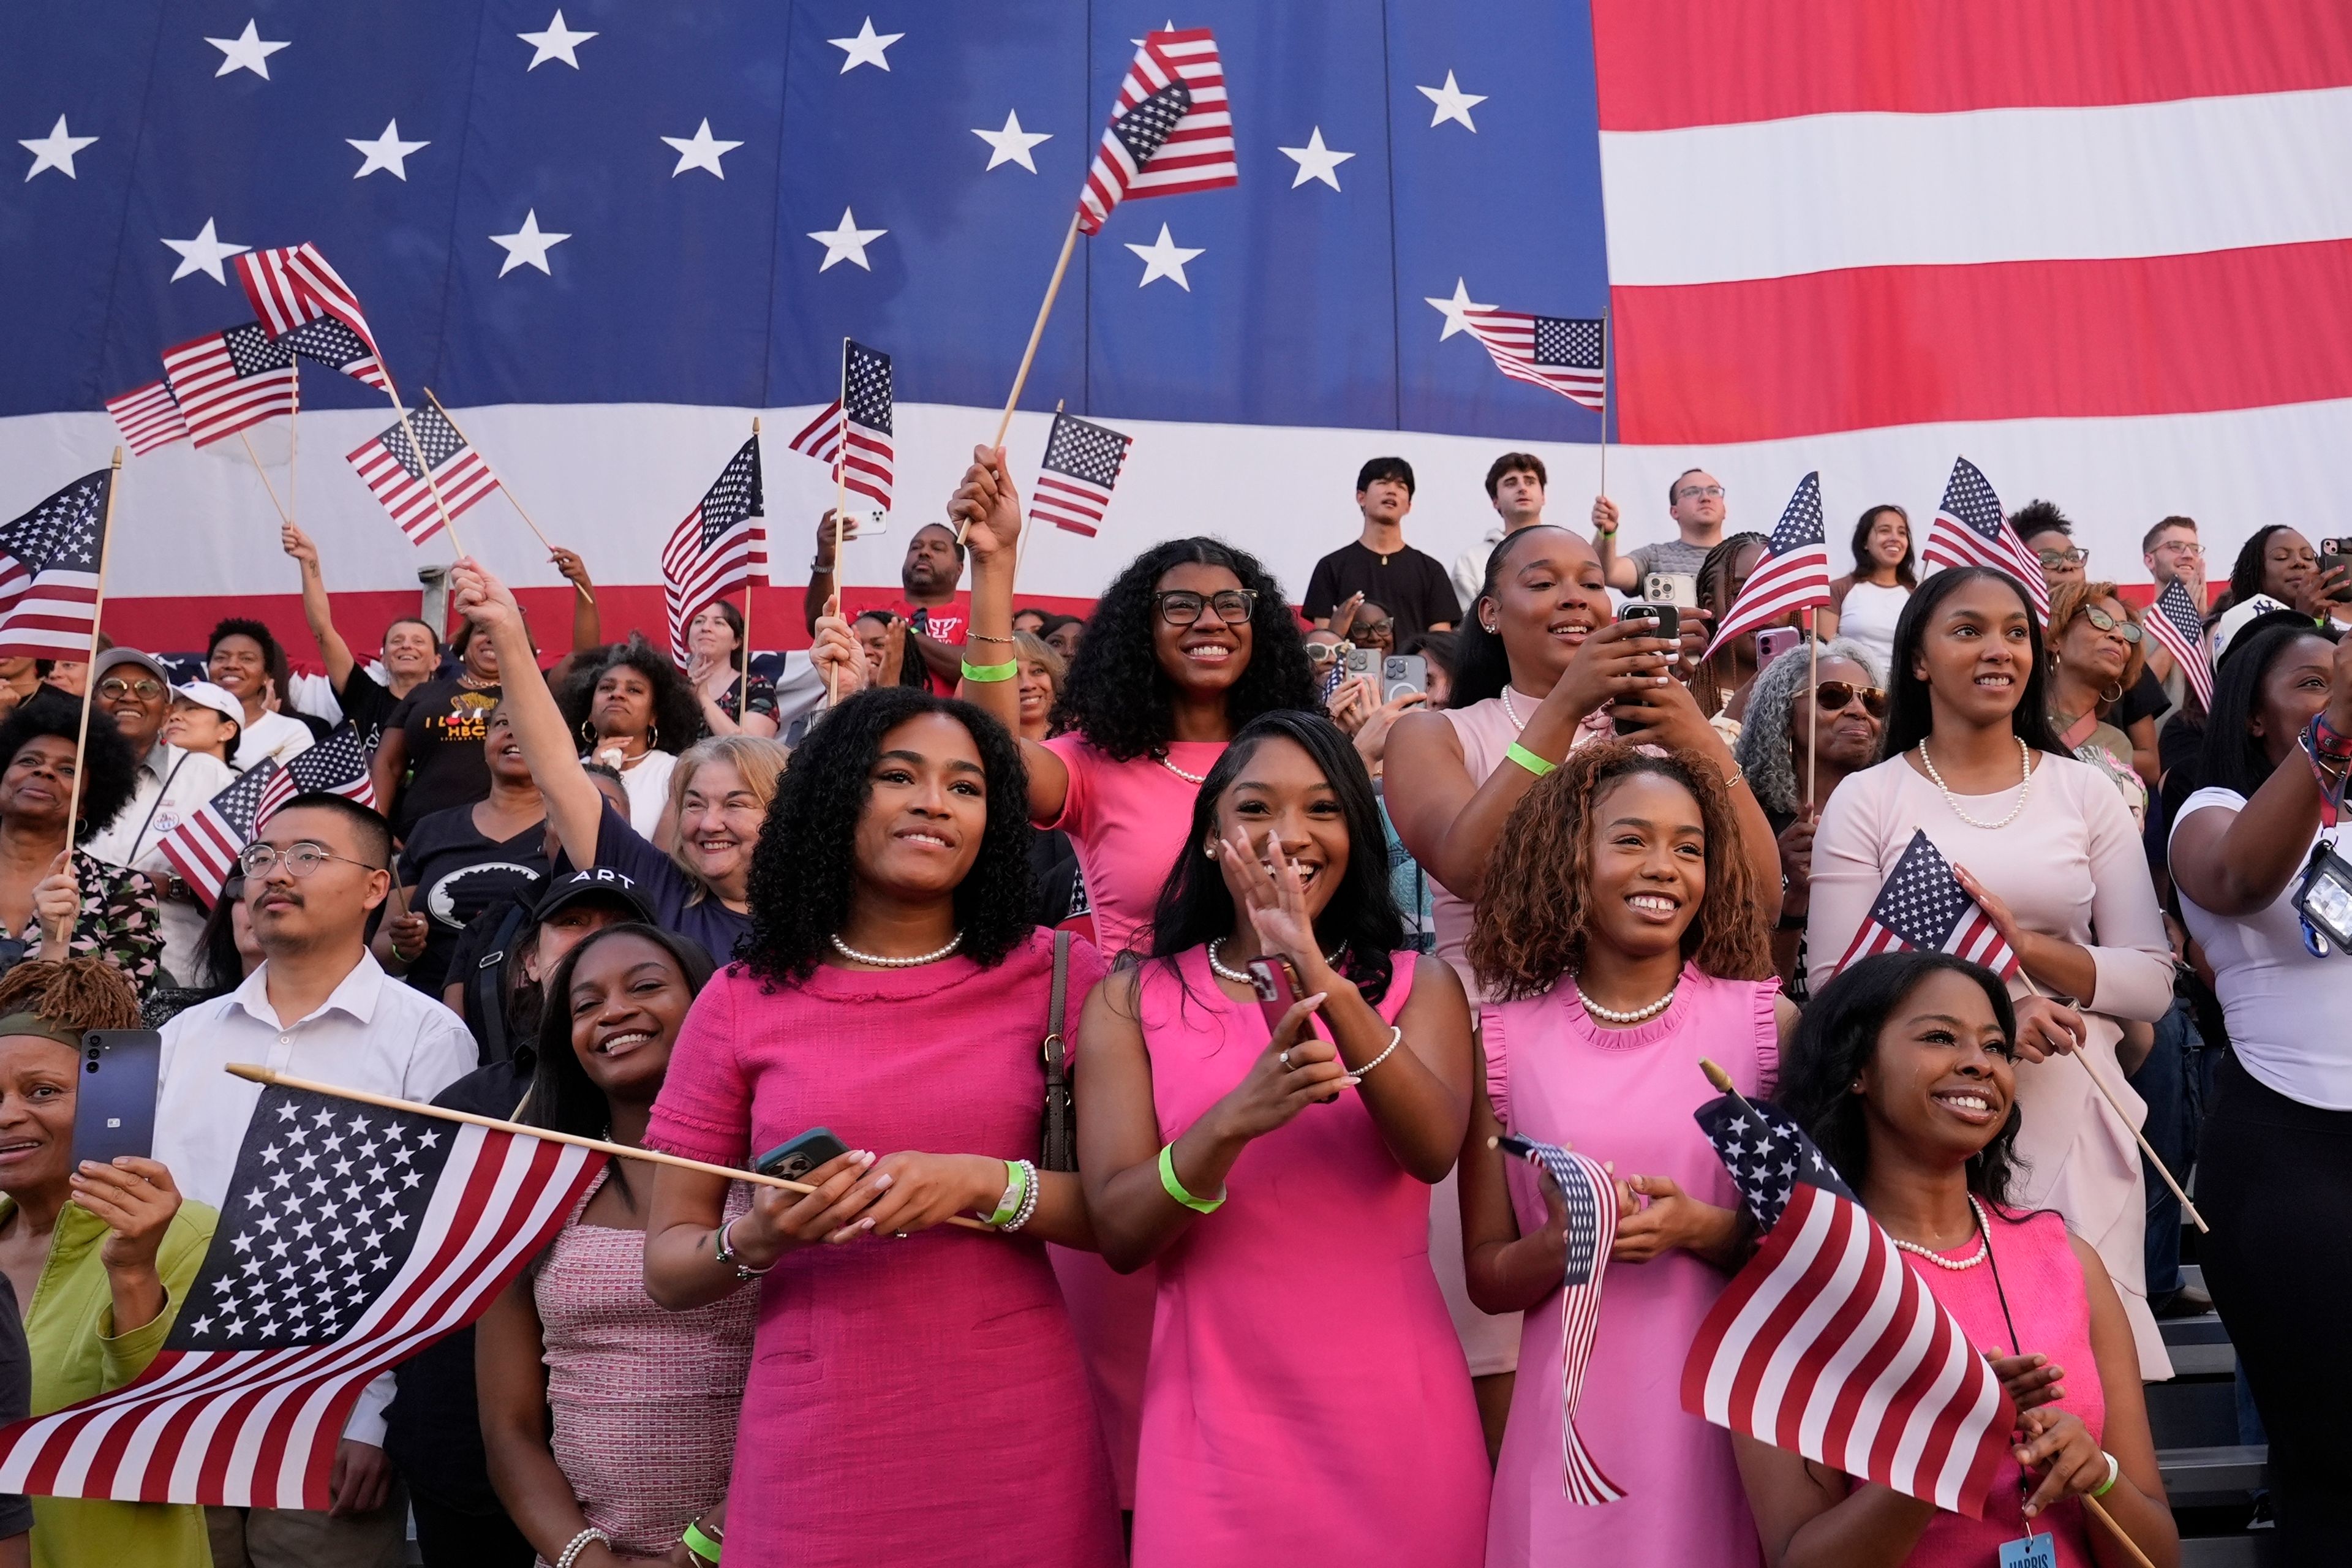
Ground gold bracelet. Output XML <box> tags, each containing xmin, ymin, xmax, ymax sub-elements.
<box><xmin>967</xmin><ymin>631</ymin><xmax>1014</xmax><ymax>644</ymax></box>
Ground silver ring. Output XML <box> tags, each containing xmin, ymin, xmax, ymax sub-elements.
<box><xmin>894</xmin><ymin>1231</ymin><xmax>909</xmax><ymax>1239</ymax></box>
<box><xmin>1278</xmin><ymin>1050</ymin><xmax>1291</xmax><ymax>1069</ymax></box>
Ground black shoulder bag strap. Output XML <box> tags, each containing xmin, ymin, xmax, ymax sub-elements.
<box><xmin>1039</xmin><ymin>930</ymin><xmax>1077</xmax><ymax>1172</ymax></box>
<box><xmin>472</xmin><ymin>900</ymin><xmax>532</xmax><ymax>1067</ymax></box>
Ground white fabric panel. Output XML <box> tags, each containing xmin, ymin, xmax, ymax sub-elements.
<box><xmin>1600</xmin><ymin>86</ymin><xmax>2352</xmax><ymax>287</ymax></box>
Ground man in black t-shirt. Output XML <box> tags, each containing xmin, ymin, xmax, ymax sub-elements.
<box><xmin>1301</xmin><ymin>456</ymin><xmax>1461</xmax><ymax>644</ymax></box>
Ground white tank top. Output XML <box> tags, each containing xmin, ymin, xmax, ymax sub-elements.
<box><xmin>1836</xmin><ymin>580</ymin><xmax>1910</xmax><ymax>677</ymax></box>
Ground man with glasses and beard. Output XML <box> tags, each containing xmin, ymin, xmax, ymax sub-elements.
<box><xmin>1593</xmin><ymin>467</ymin><xmax>1730</xmax><ymax>599</ymax></box>
<box><xmin>81</xmin><ymin>649</ymin><xmax>235</xmax><ymax>987</ymax></box>
<box><xmin>154</xmin><ymin>794</ymin><xmax>475</xmax><ymax>1568</ymax></box>
<box><xmin>803</xmin><ymin>516</ymin><xmax>971</xmax><ymax>693</ymax></box>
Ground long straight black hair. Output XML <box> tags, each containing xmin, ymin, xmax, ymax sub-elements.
<box><xmin>1450</xmin><ymin>524</ymin><xmax>1581</xmax><ymax>709</ymax></box>
<box><xmin>1878</xmin><ymin>567</ymin><xmax>2064</xmax><ymax>761</ymax></box>
<box><xmin>1849</xmin><ymin>504</ymin><xmax>1917</xmax><ymax>588</ymax></box>
<box><xmin>1148</xmin><ymin>710</ymin><xmax>1404</xmax><ymax>1003</ymax></box>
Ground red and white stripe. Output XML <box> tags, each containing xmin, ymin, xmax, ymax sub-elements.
<box><xmin>786</xmin><ymin>399</ymin><xmax>843</xmax><ymax>465</ymax></box>
<box><xmin>343</xmin><ymin>434</ymin><xmax>498</xmax><ymax>548</ymax></box>
<box><xmin>156</xmin><ymin>802</ymin><xmax>249</xmax><ymax>907</ymax></box>
<box><xmin>0</xmin><ymin>567</ymin><xmax>100</xmax><ymax>662</ymax></box>
<box><xmin>1078</xmin><ymin>29</ymin><xmax>1238</xmax><ymax>233</ymax></box>
<box><xmin>1460</xmin><ymin>311</ymin><xmax>1606</xmax><ymax>412</ymax></box>
<box><xmin>160</xmin><ymin>332</ymin><xmax>295</xmax><ymax>448</ymax></box>
<box><xmin>105</xmin><ymin>380</ymin><xmax>189</xmax><ymax>455</ymax></box>
<box><xmin>1590</xmin><ymin>0</ymin><xmax>2352</xmax><ymax>502</ymax></box>
<box><xmin>783</xmin><ymin>400</ymin><xmax>891</xmax><ymax>510</ymax></box>
<box><xmin>237</xmin><ymin>243</ymin><xmax>384</xmax><ymax>363</ymax></box>
<box><xmin>1709</xmin><ymin>543</ymin><xmax>1833</xmax><ymax>652</ymax></box>
<box><xmin>1836</xmin><ymin>907</ymin><xmax>2016</xmax><ymax>979</ymax></box>
<box><xmin>1680</xmin><ymin>1181</ymin><xmax>2013</xmax><ymax>1517</ymax></box>
<box><xmin>2146</xmin><ymin>579</ymin><xmax>2214</xmax><ymax>712</ymax></box>
<box><xmin>1031</xmin><ymin>473</ymin><xmax>1115</xmax><ymax>537</ymax></box>
<box><xmin>662</xmin><ymin>519</ymin><xmax>766</xmax><ymax>663</ymax></box>
<box><xmin>1550</xmin><ymin>1147</ymin><xmax>1624</xmax><ymax>1505</ymax></box>
<box><xmin>0</xmin><ymin>1123</ymin><xmax>598</xmax><ymax>1507</ymax></box>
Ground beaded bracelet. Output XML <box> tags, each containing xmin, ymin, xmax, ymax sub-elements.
<box><xmin>1002</xmin><ymin>1159</ymin><xmax>1042</xmax><ymax>1232</ymax></box>
<box><xmin>557</xmin><ymin>1528</ymin><xmax>611</xmax><ymax>1568</ymax></box>
<box><xmin>1504</xmin><ymin>741</ymin><xmax>1556</xmax><ymax>778</ymax></box>
<box><xmin>1158</xmin><ymin>1143</ymin><xmax>1225</xmax><ymax>1213</ymax></box>
<box><xmin>961</xmin><ymin>658</ymin><xmax>1018</xmax><ymax>682</ymax></box>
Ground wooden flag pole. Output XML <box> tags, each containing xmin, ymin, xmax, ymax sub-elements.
<box><xmin>238</xmin><ymin>433</ymin><xmax>290</xmax><ymax>525</ymax></box>
<box><xmin>50</xmin><ymin>449</ymin><xmax>124</xmax><ymax>950</ymax></box>
<box><xmin>288</xmin><ymin>370</ymin><xmax>300</xmax><ymax>530</ymax></box>
<box><xmin>2079</xmin><ymin>1496</ymin><xmax>2158</xmax><ymax>1568</ymax></box>
<box><xmin>742</xmin><ymin>416</ymin><xmax>760</xmax><ymax>722</ymax></box>
<box><xmin>422</xmin><ymin>390</ymin><xmax>589</xmax><ymax>604</ymax></box>
<box><xmin>827</xmin><ymin>345</ymin><xmax>851</xmax><ymax>704</ymax></box>
<box><xmin>222</xmin><ymin>1064</ymin><xmax>993</xmax><ymax>1231</ymax></box>
<box><xmin>1805</xmin><ymin>610</ymin><xmax>1819</xmax><ymax>810</ymax></box>
<box><xmin>962</xmin><ymin>213</ymin><xmax>1083</xmax><ymax>544</ymax></box>
<box><xmin>1597</xmin><ymin>307</ymin><xmax>1611</xmax><ymax>500</ymax></box>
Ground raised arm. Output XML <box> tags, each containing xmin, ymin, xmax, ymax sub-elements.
<box><xmin>448</xmin><ymin>559</ymin><xmax>606</xmax><ymax>865</ymax></box>
<box><xmin>803</xmin><ymin>510</ymin><xmax>863</xmax><ymax>636</ymax></box>
<box><xmin>282</xmin><ymin>524</ymin><xmax>358</xmax><ymax>692</ymax></box>
<box><xmin>948</xmin><ymin>446</ymin><xmax>1071</xmax><ymax>821</ymax></box>
<box><xmin>1591</xmin><ymin>496</ymin><xmax>1640</xmax><ymax>592</ymax></box>
<box><xmin>2173</xmin><ymin>630</ymin><xmax>2352</xmax><ymax>914</ymax></box>
<box><xmin>545</xmin><ymin>547</ymin><xmax>602</xmax><ymax>652</ymax></box>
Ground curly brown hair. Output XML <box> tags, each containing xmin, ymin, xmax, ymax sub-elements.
<box><xmin>1468</xmin><ymin>742</ymin><xmax>1772</xmax><ymax>1000</ymax></box>
<box><xmin>0</xmin><ymin>958</ymin><xmax>142</xmax><ymax>1032</ymax></box>
<box><xmin>2044</xmin><ymin>578</ymin><xmax>2147</xmax><ymax>707</ymax></box>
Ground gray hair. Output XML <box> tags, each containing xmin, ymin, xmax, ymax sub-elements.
<box><xmin>1733</xmin><ymin>636</ymin><xmax>1884</xmax><ymax>817</ymax></box>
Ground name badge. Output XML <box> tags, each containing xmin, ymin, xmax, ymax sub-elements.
<box><xmin>1999</xmin><ymin>1533</ymin><xmax>2057</xmax><ymax>1568</ymax></box>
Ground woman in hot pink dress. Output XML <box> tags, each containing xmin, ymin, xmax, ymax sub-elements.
<box><xmin>951</xmin><ymin>450</ymin><xmax>1322</xmax><ymax>1504</ymax></box>
<box><xmin>1077</xmin><ymin>711</ymin><xmax>1487</xmax><ymax>1566</ymax></box>
<box><xmin>642</xmin><ymin>687</ymin><xmax>1121</xmax><ymax>1568</ymax></box>
<box><xmin>1460</xmin><ymin>741</ymin><xmax>1793</xmax><ymax>1568</ymax></box>
<box><xmin>1741</xmin><ymin>952</ymin><xmax>2177</xmax><ymax>1567</ymax></box>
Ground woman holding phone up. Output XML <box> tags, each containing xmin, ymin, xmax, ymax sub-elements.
<box><xmin>642</xmin><ymin>686</ymin><xmax>1120</xmax><ymax>1568</ymax></box>
<box><xmin>1078</xmin><ymin>711</ymin><xmax>1486</xmax><ymax>1566</ymax></box>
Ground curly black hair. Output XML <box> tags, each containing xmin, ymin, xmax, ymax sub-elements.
<box><xmin>1148</xmin><ymin>710</ymin><xmax>1403</xmax><ymax>998</ymax></box>
<box><xmin>1776</xmin><ymin>951</ymin><xmax>2026</xmax><ymax>1207</ymax></box>
<box><xmin>556</xmin><ymin>633</ymin><xmax>706</xmax><ymax>757</ymax></box>
<box><xmin>0</xmin><ymin>699</ymin><xmax>138</xmax><ymax>835</ymax></box>
<box><xmin>741</xmin><ymin>685</ymin><xmax>1038</xmax><ymax>986</ymax></box>
<box><xmin>1049</xmin><ymin>538</ymin><xmax>1317</xmax><ymax>761</ymax></box>
<box><xmin>207</xmin><ymin>617</ymin><xmax>293</xmax><ymax>695</ymax></box>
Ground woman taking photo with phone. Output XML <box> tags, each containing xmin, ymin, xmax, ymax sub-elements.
<box><xmin>0</xmin><ymin>958</ymin><xmax>214</xmax><ymax>1565</ymax></box>
<box><xmin>1743</xmin><ymin>952</ymin><xmax>2177</xmax><ymax>1568</ymax></box>
<box><xmin>478</xmin><ymin>923</ymin><xmax>747</xmax><ymax>1568</ymax></box>
<box><xmin>641</xmin><ymin>685</ymin><xmax>1120</xmax><ymax>1568</ymax></box>
<box><xmin>1077</xmin><ymin>710</ymin><xmax>1485</xmax><ymax>1566</ymax></box>
<box><xmin>1461</xmin><ymin>741</ymin><xmax>1786</xmax><ymax>1567</ymax></box>
<box><xmin>1804</xmin><ymin>567</ymin><xmax>2175</xmax><ymax>1378</ymax></box>
<box><xmin>2168</xmin><ymin>619</ymin><xmax>2352</xmax><ymax>1556</ymax></box>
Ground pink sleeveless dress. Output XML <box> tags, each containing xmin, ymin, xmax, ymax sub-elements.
<box><xmin>532</xmin><ymin>1171</ymin><xmax>757</xmax><ymax>1562</ymax></box>
<box><xmin>1131</xmin><ymin>949</ymin><xmax>1490</xmax><ymax>1567</ymax></box>
<box><xmin>1903</xmin><ymin>1208</ymin><xmax>2103</xmax><ymax>1567</ymax></box>
<box><xmin>1482</xmin><ymin>966</ymin><xmax>1778</xmax><ymax>1568</ymax></box>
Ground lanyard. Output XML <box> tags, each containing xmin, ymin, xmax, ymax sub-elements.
<box><xmin>126</xmin><ymin>752</ymin><xmax>190</xmax><ymax>862</ymax></box>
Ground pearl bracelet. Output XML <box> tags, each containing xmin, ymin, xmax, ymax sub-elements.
<box><xmin>557</xmin><ymin>1527</ymin><xmax>611</xmax><ymax>1568</ymax></box>
<box><xmin>1002</xmin><ymin>1158</ymin><xmax>1041</xmax><ymax>1232</ymax></box>
<box><xmin>1353</xmin><ymin>1026</ymin><xmax>1404</xmax><ymax>1077</ymax></box>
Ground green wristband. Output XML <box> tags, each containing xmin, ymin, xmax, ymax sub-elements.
<box><xmin>961</xmin><ymin>658</ymin><xmax>1018</xmax><ymax>682</ymax></box>
<box><xmin>1158</xmin><ymin>1143</ymin><xmax>1225</xmax><ymax>1213</ymax></box>
<box><xmin>1505</xmin><ymin>741</ymin><xmax>1558</xmax><ymax>778</ymax></box>
<box><xmin>984</xmin><ymin>1159</ymin><xmax>1024</xmax><ymax>1226</ymax></box>
<box><xmin>682</xmin><ymin>1521</ymin><xmax>723</xmax><ymax>1563</ymax></box>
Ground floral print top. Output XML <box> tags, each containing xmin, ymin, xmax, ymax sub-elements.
<box><xmin>15</xmin><ymin>850</ymin><xmax>162</xmax><ymax>998</ymax></box>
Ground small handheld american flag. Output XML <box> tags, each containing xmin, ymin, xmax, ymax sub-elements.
<box><xmin>1708</xmin><ymin>472</ymin><xmax>1833</xmax><ymax>653</ymax></box>
<box><xmin>157</xmin><ymin>761</ymin><xmax>281</xmax><ymax>908</ymax></box>
<box><xmin>161</xmin><ymin>325</ymin><xmax>296</xmax><ymax>448</ymax></box>
<box><xmin>1030</xmin><ymin>412</ymin><xmax>1133</xmax><ymax>537</ymax></box>
<box><xmin>1460</xmin><ymin>307</ymin><xmax>1605</xmax><ymax>412</ymax></box>
<box><xmin>237</xmin><ymin>243</ymin><xmax>385</xmax><ymax>366</ymax></box>
<box><xmin>105</xmin><ymin>380</ymin><xmax>189</xmax><ymax>455</ymax></box>
<box><xmin>0</xmin><ymin>467</ymin><xmax>112</xmax><ymax>662</ymax></box>
<box><xmin>1833</xmin><ymin>830</ymin><xmax>2019</xmax><ymax>981</ymax></box>
<box><xmin>1921</xmin><ymin>457</ymin><xmax>2049</xmax><ymax>620</ymax></box>
<box><xmin>1496</xmin><ymin>1134</ymin><xmax>1624</xmax><ymax>1505</ymax></box>
<box><xmin>0</xmin><ymin>1084</ymin><xmax>601</xmax><ymax>1507</ymax></box>
<box><xmin>1681</xmin><ymin>1084</ymin><xmax>2015</xmax><ymax>1518</ymax></box>
<box><xmin>662</xmin><ymin>435</ymin><xmax>766</xmax><ymax>663</ymax></box>
<box><xmin>785</xmin><ymin>340</ymin><xmax>894</xmax><ymax>513</ymax></box>
<box><xmin>1077</xmin><ymin>29</ymin><xmax>1238</xmax><ymax>235</ymax></box>
<box><xmin>281</xmin><ymin>315</ymin><xmax>389</xmax><ymax>393</ymax></box>
<box><xmin>2145</xmin><ymin>576</ymin><xmax>2212</xmax><ymax>713</ymax></box>
<box><xmin>255</xmin><ymin>725</ymin><xmax>379</xmax><ymax>828</ymax></box>
<box><xmin>344</xmin><ymin>405</ymin><xmax>500</xmax><ymax>547</ymax></box>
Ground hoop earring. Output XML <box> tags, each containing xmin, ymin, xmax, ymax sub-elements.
<box><xmin>648</xmin><ymin>724</ymin><xmax>660</xmax><ymax>753</ymax></box>
<box><xmin>2100</xmin><ymin>682</ymin><xmax>2124</xmax><ymax>705</ymax></box>
<box><xmin>577</xmin><ymin>718</ymin><xmax>596</xmax><ymax>748</ymax></box>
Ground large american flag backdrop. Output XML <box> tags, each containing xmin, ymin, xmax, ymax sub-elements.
<box><xmin>4</xmin><ymin>4</ymin><xmax>2346</xmax><ymax>650</ymax></box>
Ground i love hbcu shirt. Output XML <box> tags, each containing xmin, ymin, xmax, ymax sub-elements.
<box><xmin>384</xmin><ymin>679</ymin><xmax>502</xmax><ymax>838</ymax></box>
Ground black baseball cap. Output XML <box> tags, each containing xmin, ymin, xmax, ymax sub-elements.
<box><xmin>533</xmin><ymin>868</ymin><xmax>655</xmax><ymax>924</ymax></box>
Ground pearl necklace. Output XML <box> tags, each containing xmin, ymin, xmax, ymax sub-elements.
<box><xmin>829</xmin><ymin>930</ymin><xmax>963</xmax><ymax>968</ymax></box>
<box><xmin>1577</xmin><ymin>980</ymin><xmax>1679</xmax><ymax>1024</ymax></box>
<box><xmin>1888</xmin><ymin>1196</ymin><xmax>1992</xmax><ymax>1271</ymax></box>
<box><xmin>1157</xmin><ymin>754</ymin><xmax>1207</xmax><ymax>785</ymax></box>
<box><xmin>1917</xmin><ymin>737</ymin><xmax>2034</xmax><ymax>830</ymax></box>
<box><xmin>1499</xmin><ymin>686</ymin><xmax>1542</xmax><ymax>730</ymax></box>
<box><xmin>1206</xmin><ymin>937</ymin><xmax>1344</xmax><ymax>985</ymax></box>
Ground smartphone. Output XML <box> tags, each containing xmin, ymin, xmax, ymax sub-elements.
<box><xmin>754</xmin><ymin>1126</ymin><xmax>851</xmax><ymax>1182</ymax></box>
<box><xmin>1616</xmin><ymin>600</ymin><xmax>1680</xmax><ymax>646</ymax></box>
<box><xmin>72</xmin><ymin>1030</ymin><xmax>160</xmax><ymax>1168</ymax></box>
<box><xmin>1643</xmin><ymin>571</ymin><xmax>1700</xmax><ymax>609</ymax></box>
<box><xmin>1245</xmin><ymin>956</ymin><xmax>1302</xmax><ymax>1036</ymax></box>
<box><xmin>2321</xmin><ymin>538</ymin><xmax>2352</xmax><ymax>600</ymax></box>
<box><xmin>1755</xmin><ymin>626</ymin><xmax>1803</xmax><ymax>666</ymax></box>
<box><xmin>1381</xmin><ymin>654</ymin><xmax>1427</xmax><ymax>703</ymax></box>
<box><xmin>1344</xmin><ymin>646</ymin><xmax>1378</xmax><ymax>679</ymax></box>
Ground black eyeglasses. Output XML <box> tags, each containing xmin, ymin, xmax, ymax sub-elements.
<box><xmin>98</xmin><ymin>676</ymin><xmax>166</xmax><ymax>701</ymax></box>
<box><xmin>1155</xmin><ymin>589</ymin><xmax>1257</xmax><ymax>628</ymax></box>
<box><xmin>1811</xmin><ymin>680</ymin><xmax>1887</xmax><ymax>717</ymax></box>
<box><xmin>1354</xmin><ymin>618</ymin><xmax>1394</xmax><ymax>639</ymax></box>
<box><xmin>2079</xmin><ymin>606</ymin><xmax>2144</xmax><ymax>644</ymax></box>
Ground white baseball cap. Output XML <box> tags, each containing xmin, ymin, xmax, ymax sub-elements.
<box><xmin>2210</xmin><ymin>594</ymin><xmax>2297</xmax><ymax>666</ymax></box>
<box><xmin>170</xmin><ymin>680</ymin><xmax>244</xmax><ymax>727</ymax></box>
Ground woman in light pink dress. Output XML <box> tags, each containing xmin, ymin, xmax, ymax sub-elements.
<box><xmin>951</xmin><ymin>453</ymin><xmax>1324</xmax><ymax>1506</ymax></box>
<box><xmin>1077</xmin><ymin>711</ymin><xmax>1487</xmax><ymax>1567</ymax></box>
<box><xmin>1740</xmin><ymin>951</ymin><xmax>2177</xmax><ymax>1567</ymax></box>
<box><xmin>1804</xmin><ymin>568</ymin><xmax>2174</xmax><ymax>1379</ymax></box>
<box><xmin>1460</xmin><ymin>741</ymin><xmax>1793</xmax><ymax>1568</ymax></box>
<box><xmin>1390</xmin><ymin>524</ymin><xmax>1787</xmax><ymax>1450</ymax></box>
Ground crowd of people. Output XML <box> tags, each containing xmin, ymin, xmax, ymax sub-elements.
<box><xmin>0</xmin><ymin>437</ymin><xmax>2339</xmax><ymax>1568</ymax></box>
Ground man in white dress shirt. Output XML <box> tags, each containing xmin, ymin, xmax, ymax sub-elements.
<box><xmin>80</xmin><ymin>648</ymin><xmax>234</xmax><ymax>986</ymax></box>
<box><xmin>156</xmin><ymin>793</ymin><xmax>476</xmax><ymax>1567</ymax></box>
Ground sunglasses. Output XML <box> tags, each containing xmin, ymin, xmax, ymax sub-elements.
<box><xmin>1155</xmin><ymin>589</ymin><xmax>1258</xmax><ymax>628</ymax></box>
<box><xmin>1305</xmin><ymin>642</ymin><xmax>1343</xmax><ymax>665</ymax></box>
<box><xmin>1811</xmin><ymin>680</ymin><xmax>1887</xmax><ymax>717</ymax></box>
<box><xmin>2078</xmin><ymin>606</ymin><xmax>2143</xmax><ymax>643</ymax></box>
